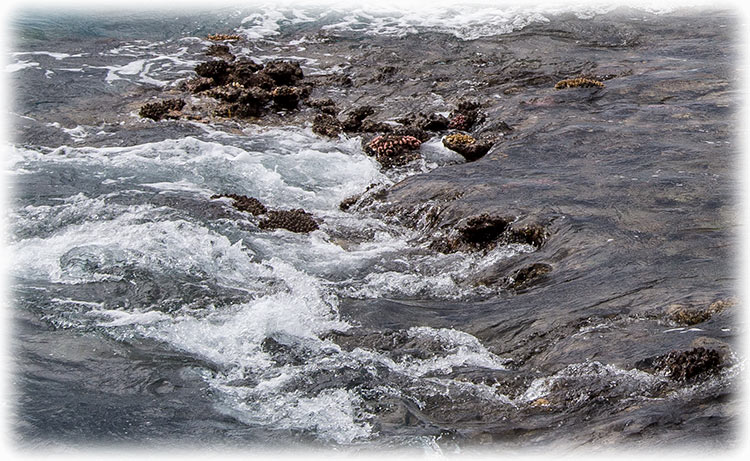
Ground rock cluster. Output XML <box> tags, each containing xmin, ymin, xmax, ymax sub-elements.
<box><xmin>666</xmin><ymin>298</ymin><xmax>735</xmax><ymax>326</ymax></box>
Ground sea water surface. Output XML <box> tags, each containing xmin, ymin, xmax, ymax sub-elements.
<box><xmin>5</xmin><ymin>1</ymin><xmax>742</xmax><ymax>453</ymax></box>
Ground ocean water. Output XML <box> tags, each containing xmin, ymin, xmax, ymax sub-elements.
<box><xmin>5</xmin><ymin>1</ymin><xmax>741</xmax><ymax>453</ymax></box>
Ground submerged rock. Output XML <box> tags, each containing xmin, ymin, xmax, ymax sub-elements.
<box><xmin>210</xmin><ymin>194</ymin><xmax>267</xmax><ymax>215</ymax></box>
<box><xmin>364</xmin><ymin>134</ymin><xmax>422</xmax><ymax>168</ymax></box>
<box><xmin>665</xmin><ymin>298</ymin><xmax>735</xmax><ymax>326</ymax></box>
<box><xmin>442</xmin><ymin>133</ymin><xmax>493</xmax><ymax>162</ymax></box>
<box><xmin>259</xmin><ymin>209</ymin><xmax>319</xmax><ymax>233</ymax></box>
<box><xmin>503</xmin><ymin>263</ymin><xmax>553</xmax><ymax>290</ymax></box>
<box><xmin>138</xmin><ymin>99</ymin><xmax>186</xmax><ymax>121</ymax></box>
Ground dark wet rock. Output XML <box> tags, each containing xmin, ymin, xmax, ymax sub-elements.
<box><xmin>506</xmin><ymin>223</ymin><xmax>549</xmax><ymax>248</ymax></box>
<box><xmin>138</xmin><ymin>98</ymin><xmax>185</xmax><ymax>121</ymax></box>
<box><xmin>416</xmin><ymin>112</ymin><xmax>450</xmax><ymax>132</ymax></box>
<box><xmin>236</xmin><ymin>71</ymin><xmax>276</xmax><ymax>90</ymax></box>
<box><xmin>228</xmin><ymin>58</ymin><xmax>264</xmax><ymax>86</ymax></box>
<box><xmin>262</xmin><ymin>60</ymin><xmax>304</xmax><ymax>86</ymax></box>
<box><xmin>392</xmin><ymin>125</ymin><xmax>430</xmax><ymax>143</ymax></box>
<box><xmin>259</xmin><ymin>209</ymin><xmax>319</xmax><ymax>233</ymax></box>
<box><xmin>637</xmin><ymin>347</ymin><xmax>723</xmax><ymax>382</ymax></box>
<box><xmin>260</xmin><ymin>337</ymin><xmax>307</xmax><ymax>366</ymax></box>
<box><xmin>341</xmin><ymin>105</ymin><xmax>376</xmax><ymax>132</ymax></box>
<box><xmin>215</xmin><ymin>87</ymin><xmax>272</xmax><ymax>118</ymax></box>
<box><xmin>195</xmin><ymin>59</ymin><xmax>232</xmax><ymax>84</ymax></box>
<box><xmin>665</xmin><ymin>298</ymin><xmax>735</xmax><ymax>326</ymax></box>
<box><xmin>183</xmin><ymin>77</ymin><xmax>214</xmax><ymax>93</ymax></box>
<box><xmin>555</xmin><ymin>77</ymin><xmax>605</xmax><ymax>89</ymax></box>
<box><xmin>364</xmin><ymin>134</ymin><xmax>422</xmax><ymax>168</ymax></box>
<box><xmin>205</xmin><ymin>84</ymin><xmax>243</xmax><ymax>102</ymax></box>
<box><xmin>210</xmin><ymin>194</ymin><xmax>267</xmax><ymax>215</ymax></box>
<box><xmin>339</xmin><ymin>194</ymin><xmax>360</xmax><ymax>211</ymax></box>
<box><xmin>448</xmin><ymin>99</ymin><xmax>485</xmax><ymax>131</ymax></box>
<box><xmin>205</xmin><ymin>44</ymin><xmax>235</xmax><ymax>61</ymax></box>
<box><xmin>442</xmin><ymin>133</ymin><xmax>493</xmax><ymax>162</ymax></box>
<box><xmin>312</xmin><ymin>113</ymin><xmax>343</xmax><ymax>138</ymax></box>
<box><xmin>271</xmin><ymin>86</ymin><xmax>302</xmax><ymax>110</ymax></box>
<box><xmin>429</xmin><ymin>215</ymin><xmax>549</xmax><ymax>254</ymax></box>
<box><xmin>307</xmin><ymin>97</ymin><xmax>338</xmax><ymax>114</ymax></box>
<box><xmin>503</xmin><ymin>263</ymin><xmax>553</xmax><ymax>290</ymax></box>
<box><xmin>360</xmin><ymin>120</ymin><xmax>394</xmax><ymax>133</ymax></box>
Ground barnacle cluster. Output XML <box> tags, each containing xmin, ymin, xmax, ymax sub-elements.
<box><xmin>448</xmin><ymin>113</ymin><xmax>469</xmax><ymax>130</ymax></box>
<box><xmin>365</xmin><ymin>134</ymin><xmax>422</xmax><ymax>168</ymax></box>
<box><xmin>208</xmin><ymin>33</ymin><xmax>241</xmax><ymax>41</ymax></box>
<box><xmin>443</xmin><ymin>133</ymin><xmax>476</xmax><ymax>146</ymax></box>
<box><xmin>259</xmin><ymin>209</ymin><xmax>319</xmax><ymax>233</ymax></box>
<box><xmin>554</xmin><ymin>77</ymin><xmax>605</xmax><ymax>89</ymax></box>
<box><xmin>442</xmin><ymin>132</ymin><xmax>492</xmax><ymax>162</ymax></box>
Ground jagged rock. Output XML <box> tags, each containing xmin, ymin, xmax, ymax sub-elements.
<box><xmin>364</xmin><ymin>134</ymin><xmax>422</xmax><ymax>168</ymax></box>
<box><xmin>206</xmin><ymin>44</ymin><xmax>235</xmax><ymax>61</ymax></box>
<box><xmin>195</xmin><ymin>59</ymin><xmax>232</xmax><ymax>84</ymax></box>
<box><xmin>503</xmin><ymin>263</ymin><xmax>552</xmax><ymax>290</ymax></box>
<box><xmin>210</xmin><ymin>194</ymin><xmax>267</xmax><ymax>215</ymax></box>
<box><xmin>259</xmin><ymin>209</ymin><xmax>319</xmax><ymax>233</ymax></box>
<box><xmin>312</xmin><ymin>113</ymin><xmax>343</xmax><ymax>138</ymax></box>
<box><xmin>360</xmin><ymin>120</ymin><xmax>393</xmax><ymax>133</ymax></box>
<box><xmin>392</xmin><ymin>125</ymin><xmax>430</xmax><ymax>142</ymax></box>
<box><xmin>138</xmin><ymin>99</ymin><xmax>186</xmax><ymax>121</ymax></box>
<box><xmin>342</xmin><ymin>106</ymin><xmax>375</xmax><ymax>132</ymax></box>
<box><xmin>262</xmin><ymin>60</ymin><xmax>304</xmax><ymax>86</ymax></box>
<box><xmin>228</xmin><ymin>58</ymin><xmax>264</xmax><ymax>86</ymax></box>
<box><xmin>506</xmin><ymin>223</ymin><xmax>549</xmax><ymax>247</ymax></box>
<box><xmin>205</xmin><ymin>84</ymin><xmax>243</xmax><ymax>102</ymax></box>
<box><xmin>184</xmin><ymin>77</ymin><xmax>214</xmax><ymax>93</ymax></box>
<box><xmin>307</xmin><ymin>97</ymin><xmax>338</xmax><ymax>114</ymax></box>
<box><xmin>416</xmin><ymin>112</ymin><xmax>450</xmax><ymax>132</ymax></box>
<box><xmin>272</xmin><ymin>86</ymin><xmax>302</xmax><ymax>110</ymax></box>
<box><xmin>442</xmin><ymin>133</ymin><xmax>493</xmax><ymax>161</ymax></box>
<box><xmin>636</xmin><ymin>347</ymin><xmax>723</xmax><ymax>382</ymax></box>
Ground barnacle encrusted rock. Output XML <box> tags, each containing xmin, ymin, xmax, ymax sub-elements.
<box><xmin>312</xmin><ymin>113</ymin><xmax>343</xmax><ymax>138</ymax></box>
<box><xmin>138</xmin><ymin>99</ymin><xmax>186</xmax><ymax>121</ymax></box>
<box><xmin>448</xmin><ymin>99</ymin><xmax>484</xmax><ymax>131</ymax></box>
<box><xmin>259</xmin><ymin>209</ymin><xmax>320</xmax><ymax>233</ymax></box>
<box><xmin>364</xmin><ymin>134</ymin><xmax>422</xmax><ymax>168</ymax></box>
<box><xmin>342</xmin><ymin>106</ymin><xmax>376</xmax><ymax>132</ymax></box>
<box><xmin>554</xmin><ymin>77</ymin><xmax>605</xmax><ymax>89</ymax></box>
<box><xmin>637</xmin><ymin>347</ymin><xmax>723</xmax><ymax>382</ymax></box>
<box><xmin>442</xmin><ymin>133</ymin><xmax>493</xmax><ymax>162</ymax></box>
<box><xmin>211</xmin><ymin>194</ymin><xmax>267</xmax><ymax>215</ymax></box>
